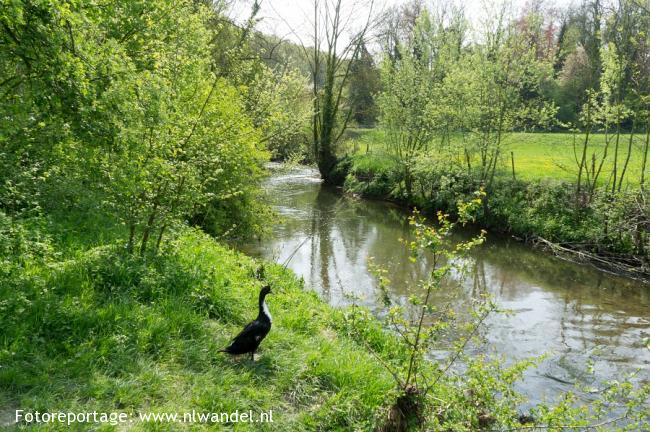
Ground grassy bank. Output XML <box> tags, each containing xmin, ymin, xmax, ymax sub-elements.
<box><xmin>2</xmin><ymin>210</ymin><xmax>649</xmax><ymax>430</ymax></box>
<box><xmin>0</xmin><ymin>211</ymin><xmax>536</xmax><ymax>431</ymax></box>
<box><xmin>0</xmin><ymin>213</ymin><xmax>401</xmax><ymax>430</ymax></box>
<box><xmin>338</xmin><ymin>130</ymin><xmax>649</xmax><ymax>278</ymax></box>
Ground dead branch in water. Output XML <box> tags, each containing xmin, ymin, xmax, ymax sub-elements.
<box><xmin>532</xmin><ymin>236</ymin><xmax>650</xmax><ymax>284</ymax></box>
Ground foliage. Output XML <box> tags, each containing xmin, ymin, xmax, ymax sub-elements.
<box><xmin>341</xmin><ymin>145</ymin><xmax>650</xmax><ymax>265</ymax></box>
<box><xmin>443</xmin><ymin>20</ymin><xmax>557</xmax><ymax>188</ymax></box>
<box><xmin>344</xmin><ymin>196</ymin><xmax>492</xmax><ymax>429</ymax></box>
<box><xmin>0</xmin><ymin>0</ymin><xmax>276</xmax><ymax>251</ymax></box>
<box><xmin>2</xmin><ymin>197</ymin><xmax>648</xmax><ymax>431</ymax></box>
<box><xmin>2</xmin><ymin>0</ymin><xmax>650</xmax><ymax>430</ymax></box>
<box><xmin>304</xmin><ymin>0</ymin><xmax>374</xmax><ymax>183</ymax></box>
<box><xmin>339</xmin><ymin>196</ymin><xmax>649</xmax><ymax>430</ymax></box>
<box><xmin>377</xmin><ymin>8</ymin><xmax>465</xmax><ymax>198</ymax></box>
<box><xmin>377</xmin><ymin>5</ymin><xmax>558</xmax><ymax>199</ymax></box>
<box><xmin>339</xmin><ymin>0</ymin><xmax>650</xmax><ymax>270</ymax></box>
<box><xmin>344</xmin><ymin>153</ymin><xmax>400</xmax><ymax>198</ymax></box>
<box><xmin>240</xmin><ymin>64</ymin><xmax>311</xmax><ymax>161</ymax></box>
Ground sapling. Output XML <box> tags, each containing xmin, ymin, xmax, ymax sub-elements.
<box><xmin>346</xmin><ymin>190</ymin><xmax>498</xmax><ymax>430</ymax></box>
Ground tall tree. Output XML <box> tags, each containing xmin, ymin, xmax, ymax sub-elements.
<box><xmin>348</xmin><ymin>41</ymin><xmax>381</xmax><ymax>127</ymax></box>
<box><xmin>301</xmin><ymin>0</ymin><xmax>375</xmax><ymax>183</ymax></box>
<box><xmin>377</xmin><ymin>6</ymin><xmax>467</xmax><ymax>198</ymax></box>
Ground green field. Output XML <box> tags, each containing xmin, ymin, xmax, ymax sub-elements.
<box><xmin>341</xmin><ymin>129</ymin><xmax>648</xmax><ymax>186</ymax></box>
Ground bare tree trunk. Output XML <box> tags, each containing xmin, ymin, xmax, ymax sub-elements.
<box><xmin>641</xmin><ymin>122</ymin><xmax>649</xmax><ymax>190</ymax></box>
<box><xmin>139</xmin><ymin>182</ymin><xmax>167</xmax><ymax>256</ymax></box>
<box><xmin>140</xmin><ymin>203</ymin><xmax>159</xmax><ymax>256</ymax></box>
<box><xmin>153</xmin><ymin>176</ymin><xmax>185</xmax><ymax>254</ymax></box>
<box><xmin>611</xmin><ymin>123</ymin><xmax>621</xmax><ymax>193</ymax></box>
<box><xmin>127</xmin><ymin>223</ymin><xmax>136</xmax><ymax>253</ymax></box>
<box><xmin>589</xmin><ymin>133</ymin><xmax>609</xmax><ymax>200</ymax></box>
<box><xmin>617</xmin><ymin>121</ymin><xmax>635</xmax><ymax>192</ymax></box>
<box><xmin>576</xmin><ymin>105</ymin><xmax>592</xmax><ymax>200</ymax></box>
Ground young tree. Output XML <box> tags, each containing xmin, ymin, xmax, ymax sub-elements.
<box><xmin>443</xmin><ymin>8</ymin><xmax>556</xmax><ymax>191</ymax></box>
<box><xmin>301</xmin><ymin>0</ymin><xmax>375</xmax><ymax>183</ymax></box>
<box><xmin>378</xmin><ymin>6</ymin><xmax>466</xmax><ymax>199</ymax></box>
<box><xmin>346</xmin><ymin>194</ymin><xmax>497</xmax><ymax>430</ymax></box>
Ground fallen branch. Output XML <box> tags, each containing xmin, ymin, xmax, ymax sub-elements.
<box><xmin>532</xmin><ymin>236</ymin><xmax>650</xmax><ymax>284</ymax></box>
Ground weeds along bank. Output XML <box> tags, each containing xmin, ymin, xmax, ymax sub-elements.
<box><xmin>337</xmin><ymin>151</ymin><xmax>649</xmax><ymax>280</ymax></box>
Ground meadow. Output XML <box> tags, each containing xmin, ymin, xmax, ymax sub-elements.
<box><xmin>342</xmin><ymin>129</ymin><xmax>648</xmax><ymax>185</ymax></box>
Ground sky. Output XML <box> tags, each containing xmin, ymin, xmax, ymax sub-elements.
<box><xmin>228</xmin><ymin>0</ymin><xmax>569</xmax><ymax>49</ymax></box>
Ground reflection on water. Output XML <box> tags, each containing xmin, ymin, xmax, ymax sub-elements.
<box><xmin>240</xmin><ymin>163</ymin><xmax>650</xmax><ymax>405</ymax></box>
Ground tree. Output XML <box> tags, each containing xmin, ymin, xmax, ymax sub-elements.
<box><xmin>243</xmin><ymin>65</ymin><xmax>311</xmax><ymax>161</ymax></box>
<box><xmin>348</xmin><ymin>41</ymin><xmax>381</xmax><ymax>127</ymax></box>
<box><xmin>0</xmin><ymin>0</ymin><xmax>270</xmax><ymax>253</ymax></box>
<box><xmin>377</xmin><ymin>6</ymin><xmax>466</xmax><ymax>199</ymax></box>
<box><xmin>301</xmin><ymin>0</ymin><xmax>375</xmax><ymax>183</ymax></box>
<box><xmin>443</xmin><ymin>8</ymin><xmax>556</xmax><ymax>190</ymax></box>
<box><xmin>376</xmin><ymin>0</ymin><xmax>425</xmax><ymax>64</ymax></box>
<box><xmin>550</xmin><ymin>0</ymin><xmax>604</xmax><ymax>124</ymax></box>
<box><xmin>346</xmin><ymin>195</ymin><xmax>494</xmax><ymax>430</ymax></box>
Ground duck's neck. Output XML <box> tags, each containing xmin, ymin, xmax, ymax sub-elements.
<box><xmin>258</xmin><ymin>293</ymin><xmax>272</xmax><ymax>323</ymax></box>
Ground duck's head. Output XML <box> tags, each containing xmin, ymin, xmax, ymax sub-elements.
<box><xmin>260</xmin><ymin>285</ymin><xmax>272</xmax><ymax>296</ymax></box>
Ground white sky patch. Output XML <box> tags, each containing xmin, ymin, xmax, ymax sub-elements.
<box><xmin>228</xmin><ymin>0</ymin><xmax>569</xmax><ymax>52</ymax></box>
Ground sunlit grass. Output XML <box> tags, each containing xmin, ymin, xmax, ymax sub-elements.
<box><xmin>342</xmin><ymin>129</ymin><xmax>648</xmax><ymax>186</ymax></box>
<box><xmin>0</xmin><ymin>227</ymin><xmax>396</xmax><ymax>431</ymax></box>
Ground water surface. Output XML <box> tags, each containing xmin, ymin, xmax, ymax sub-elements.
<box><xmin>240</xmin><ymin>164</ymin><xmax>650</xmax><ymax>405</ymax></box>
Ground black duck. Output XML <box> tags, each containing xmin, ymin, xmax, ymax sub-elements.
<box><xmin>220</xmin><ymin>285</ymin><xmax>272</xmax><ymax>361</ymax></box>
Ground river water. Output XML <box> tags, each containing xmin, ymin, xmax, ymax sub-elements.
<box><xmin>240</xmin><ymin>163</ymin><xmax>649</xmax><ymax>406</ymax></box>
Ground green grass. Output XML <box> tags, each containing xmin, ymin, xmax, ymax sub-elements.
<box><xmin>504</xmin><ymin>132</ymin><xmax>646</xmax><ymax>183</ymax></box>
<box><xmin>341</xmin><ymin>129</ymin><xmax>648</xmax><ymax>186</ymax></box>
<box><xmin>0</xmin><ymin>223</ymin><xmax>398</xmax><ymax>431</ymax></box>
<box><xmin>0</xmin><ymin>209</ymin><xmax>549</xmax><ymax>431</ymax></box>
<box><xmin>0</xmin><ymin>213</ymin><xmax>551</xmax><ymax>431</ymax></box>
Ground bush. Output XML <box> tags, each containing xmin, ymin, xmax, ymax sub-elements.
<box><xmin>343</xmin><ymin>154</ymin><xmax>401</xmax><ymax>197</ymax></box>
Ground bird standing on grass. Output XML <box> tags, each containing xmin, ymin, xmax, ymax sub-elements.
<box><xmin>220</xmin><ymin>285</ymin><xmax>272</xmax><ymax>361</ymax></box>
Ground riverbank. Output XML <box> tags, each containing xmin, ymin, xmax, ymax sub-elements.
<box><xmin>2</xmin><ymin>205</ymin><xmax>649</xmax><ymax>430</ymax></box>
<box><xmin>243</xmin><ymin>163</ymin><xmax>650</xmax><ymax>413</ymax></box>
<box><xmin>335</xmin><ymin>143</ymin><xmax>650</xmax><ymax>282</ymax></box>
<box><xmin>0</xmin><ymin>213</ymin><xmax>398</xmax><ymax>430</ymax></box>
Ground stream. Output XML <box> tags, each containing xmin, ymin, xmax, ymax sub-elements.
<box><xmin>240</xmin><ymin>163</ymin><xmax>650</xmax><ymax>407</ymax></box>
